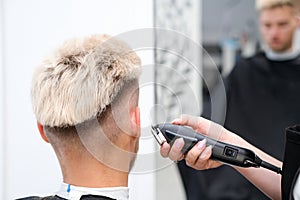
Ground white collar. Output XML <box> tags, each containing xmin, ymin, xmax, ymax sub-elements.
<box><xmin>264</xmin><ymin>46</ymin><xmax>300</xmax><ymax>61</ymax></box>
<box><xmin>56</xmin><ymin>183</ymin><xmax>129</xmax><ymax>200</ymax></box>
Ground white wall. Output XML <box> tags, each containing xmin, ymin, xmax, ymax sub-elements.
<box><xmin>1</xmin><ymin>0</ymin><xmax>154</xmax><ymax>199</ymax></box>
<box><xmin>0</xmin><ymin>0</ymin><xmax>5</xmax><ymax>198</ymax></box>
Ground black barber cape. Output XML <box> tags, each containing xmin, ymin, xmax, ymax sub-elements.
<box><xmin>178</xmin><ymin>52</ymin><xmax>300</xmax><ymax>200</ymax></box>
<box><xmin>282</xmin><ymin>125</ymin><xmax>300</xmax><ymax>200</ymax></box>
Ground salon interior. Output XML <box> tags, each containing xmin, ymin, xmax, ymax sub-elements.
<box><xmin>1</xmin><ymin>0</ymin><xmax>300</xmax><ymax>199</ymax></box>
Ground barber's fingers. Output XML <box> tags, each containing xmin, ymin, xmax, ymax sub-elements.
<box><xmin>172</xmin><ymin>114</ymin><xmax>211</xmax><ymax>135</ymax></box>
<box><xmin>160</xmin><ymin>138</ymin><xmax>185</xmax><ymax>161</ymax></box>
<box><xmin>172</xmin><ymin>114</ymin><xmax>226</xmax><ymax>142</ymax></box>
<box><xmin>186</xmin><ymin>144</ymin><xmax>221</xmax><ymax>170</ymax></box>
<box><xmin>168</xmin><ymin>138</ymin><xmax>185</xmax><ymax>161</ymax></box>
<box><xmin>185</xmin><ymin>139</ymin><xmax>207</xmax><ymax>165</ymax></box>
<box><xmin>193</xmin><ymin>148</ymin><xmax>222</xmax><ymax>170</ymax></box>
<box><xmin>160</xmin><ymin>142</ymin><xmax>171</xmax><ymax>158</ymax></box>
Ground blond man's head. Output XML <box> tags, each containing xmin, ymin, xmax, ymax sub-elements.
<box><xmin>256</xmin><ymin>0</ymin><xmax>295</xmax><ymax>11</ymax></box>
<box><xmin>256</xmin><ymin>0</ymin><xmax>300</xmax><ymax>53</ymax></box>
<box><xmin>31</xmin><ymin>34</ymin><xmax>141</xmax><ymax>128</ymax></box>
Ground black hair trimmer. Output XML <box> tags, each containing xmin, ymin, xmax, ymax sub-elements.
<box><xmin>151</xmin><ymin>123</ymin><xmax>282</xmax><ymax>174</ymax></box>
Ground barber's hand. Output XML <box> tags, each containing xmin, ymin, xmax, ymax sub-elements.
<box><xmin>160</xmin><ymin>138</ymin><xmax>220</xmax><ymax>170</ymax></box>
<box><xmin>160</xmin><ymin>114</ymin><xmax>235</xmax><ymax>170</ymax></box>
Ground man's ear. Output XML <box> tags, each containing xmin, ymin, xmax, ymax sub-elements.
<box><xmin>37</xmin><ymin>122</ymin><xmax>49</xmax><ymax>143</ymax></box>
<box><xmin>130</xmin><ymin>107</ymin><xmax>140</xmax><ymax>137</ymax></box>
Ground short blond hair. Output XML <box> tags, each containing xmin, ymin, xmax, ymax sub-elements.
<box><xmin>31</xmin><ymin>34</ymin><xmax>141</xmax><ymax>127</ymax></box>
<box><xmin>256</xmin><ymin>0</ymin><xmax>294</xmax><ymax>11</ymax></box>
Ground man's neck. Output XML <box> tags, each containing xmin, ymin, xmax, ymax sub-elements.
<box><xmin>60</xmin><ymin>153</ymin><xmax>129</xmax><ymax>188</ymax></box>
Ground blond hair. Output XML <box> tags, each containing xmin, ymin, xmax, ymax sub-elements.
<box><xmin>31</xmin><ymin>34</ymin><xmax>141</xmax><ymax>127</ymax></box>
<box><xmin>256</xmin><ymin>0</ymin><xmax>294</xmax><ymax>11</ymax></box>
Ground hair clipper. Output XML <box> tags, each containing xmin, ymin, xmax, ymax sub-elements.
<box><xmin>151</xmin><ymin>123</ymin><xmax>282</xmax><ymax>174</ymax></box>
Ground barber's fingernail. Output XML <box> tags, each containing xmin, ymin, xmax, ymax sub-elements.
<box><xmin>171</xmin><ymin>118</ymin><xmax>180</xmax><ymax>124</ymax></box>
<box><xmin>197</xmin><ymin>139</ymin><xmax>206</xmax><ymax>150</ymax></box>
<box><xmin>162</xmin><ymin>143</ymin><xmax>168</xmax><ymax>151</ymax></box>
<box><xmin>200</xmin><ymin>145</ymin><xmax>212</xmax><ymax>159</ymax></box>
<box><xmin>175</xmin><ymin>138</ymin><xmax>184</xmax><ymax>149</ymax></box>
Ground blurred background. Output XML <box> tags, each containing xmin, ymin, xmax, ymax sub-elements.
<box><xmin>1</xmin><ymin>0</ymin><xmax>298</xmax><ymax>200</ymax></box>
